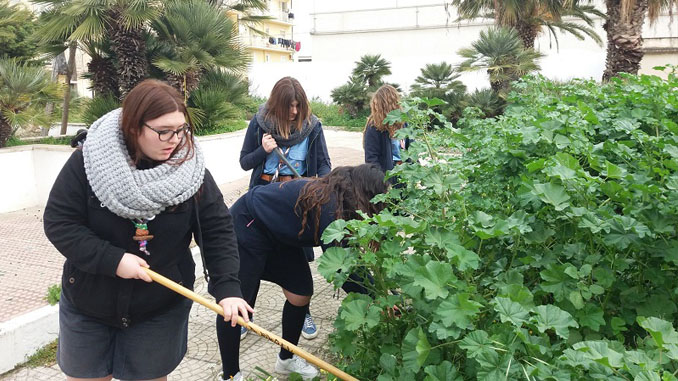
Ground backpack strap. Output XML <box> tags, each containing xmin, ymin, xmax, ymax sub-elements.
<box><xmin>193</xmin><ymin>196</ymin><xmax>209</xmax><ymax>282</ymax></box>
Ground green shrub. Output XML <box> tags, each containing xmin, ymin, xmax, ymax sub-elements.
<box><xmin>310</xmin><ymin>98</ymin><xmax>368</xmax><ymax>130</ymax></box>
<box><xmin>46</xmin><ymin>284</ymin><xmax>61</xmax><ymax>305</ymax></box>
<box><xmin>188</xmin><ymin>70</ymin><xmax>249</xmax><ymax>134</ymax></box>
<box><xmin>5</xmin><ymin>136</ymin><xmax>71</xmax><ymax>147</ymax></box>
<box><xmin>463</xmin><ymin>88</ymin><xmax>505</xmax><ymax>119</ymax></box>
<box><xmin>82</xmin><ymin>94</ymin><xmax>120</xmax><ymax>127</ymax></box>
<box><xmin>319</xmin><ymin>71</ymin><xmax>678</xmax><ymax>379</ymax></box>
<box><xmin>330</xmin><ymin>76</ymin><xmax>369</xmax><ymax>118</ymax></box>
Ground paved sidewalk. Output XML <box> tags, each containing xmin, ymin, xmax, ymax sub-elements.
<box><xmin>0</xmin><ymin>135</ymin><xmax>364</xmax><ymax>380</ymax></box>
<box><xmin>1</xmin><ymin>258</ymin><xmax>346</xmax><ymax>381</ymax></box>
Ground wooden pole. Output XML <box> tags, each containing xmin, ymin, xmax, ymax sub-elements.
<box><xmin>143</xmin><ymin>268</ymin><xmax>359</xmax><ymax>381</ymax></box>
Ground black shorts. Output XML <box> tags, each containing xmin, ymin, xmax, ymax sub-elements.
<box><xmin>57</xmin><ymin>294</ymin><xmax>191</xmax><ymax>379</ymax></box>
<box><xmin>230</xmin><ymin>197</ymin><xmax>313</xmax><ymax>304</ymax></box>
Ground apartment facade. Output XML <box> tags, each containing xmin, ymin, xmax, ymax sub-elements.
<box><xmin>235</xmin><ymin>0</ymin><xmax>297</xmax><ymax>64</ymax></box>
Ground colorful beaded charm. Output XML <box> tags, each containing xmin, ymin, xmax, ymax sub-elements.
<box><xmin>133</xmin><ymin>219</ymin><xmax>154</xmax><ymax>255</ymax></box>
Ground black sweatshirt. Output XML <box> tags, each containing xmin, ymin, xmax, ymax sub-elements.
<box><xmin>244</xmin><ymin>179</ymin><xmax>335</xmax><ymax>249</ymax></box>
<box><xmin>44</xmin><ymin>150</ymin><xmax>241</xmax><ymax>328</ymax></box>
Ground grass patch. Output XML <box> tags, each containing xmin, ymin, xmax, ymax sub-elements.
<box><xmin>310</xmin><ymin>99</ymin><xmax>367</xmax><ymax>131</ymax></box>
<box><xmin>5</xmin><ymin>136</ymin><xmax>72</xmax><ymax>147</ymax></box>
<box><xmin>194</xmin><ymin>120</ymin><xmax>248</xmax><ymax>136</ymax></box>
<box><xmin>23</xmin><ymin>339</ymin><xmax>58</xmax><ymax>368</ymax></box>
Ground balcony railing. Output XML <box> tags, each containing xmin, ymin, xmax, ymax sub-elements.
<box><xmin>246</xmin><ymin>35</ymin><xmax>296</xmax><ymax>51</ymax></box>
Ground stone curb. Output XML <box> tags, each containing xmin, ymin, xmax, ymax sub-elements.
<box><xmin>0</xmin><ymin>304</ymin><xmax>59</xmax><ymax>374</ymax></box>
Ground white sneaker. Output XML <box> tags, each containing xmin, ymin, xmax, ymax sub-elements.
<box><xmin>217</xmin><ymin>371</ymin><xmax>243</xmax><ymax>381</ymax></box>
<box><xmin>274</xmin><ymin>355</ymin><xmax>319</xmax><ymax>380</ymax></box>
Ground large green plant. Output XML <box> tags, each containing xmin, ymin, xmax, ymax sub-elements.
<box><xmin>352</xmin><ymin>54</ymin><xmax>392</xmax><ymax>88</ymax></box>
<box><xmin>0</xmin><ymin>0</ymin><xmax>40</xmax><ymax>63</ymax></box>
<box><xmin>151</xmin><ymin>0</ymin><xmax>248</xmax><ymax>97</ymax></box>
<box><xmin>187</xmin><ymin>69</ymin><xmax>249</xmax><ymax>134</ymax></box>
<box><xmin>0</xmin><ymin>58</ymin><xmax>61</xmax><ymax>147</ymax></box>
<box><xmin>451</xmin><ymin>0</ymin><xmax>603</xmax><ymax>49</ymax></box>
<box><xmin>319</xmin><ymin>68</ymin><xmax>678</xmax><ymax>379</ymax></box>
<box><xmin>410</xmin><ymin>62</ymin><xmax>466</xmax><ymax>123</ymax></box>
<box><xmin>458</xmin><ymin>27</ymin><xmax>543</xmax><ymax>98</ymax></box>
<box><xmin>330</xmin><ymin>75</ymin><xmax>369</xmax><ymax>118</ymax></box>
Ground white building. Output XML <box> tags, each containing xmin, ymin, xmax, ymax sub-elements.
<box><xmin>248</xmin><ymin>0</ymin><xmax>678</xmax><ymax>101</ymax></box>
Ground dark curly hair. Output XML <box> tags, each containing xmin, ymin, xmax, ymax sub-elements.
<box><xmin>294</xmin><ymin>163</ymin><xmax>388</xmax><ymax>243</ymax></box>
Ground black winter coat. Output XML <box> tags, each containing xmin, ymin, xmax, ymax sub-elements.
<box><xmin>239</xmin><ymin>116</ymin><xmax>331</xmax><ymax>189</ymax></box>
<box><xmin>44</xmin><ymin>150</ymin><xmax>241</xmax><ymax>328</ymax></box>
<box><xmin>363</xmin><ymin>125</ymin><xmax>411</xmax><ymax>173</ymax></box>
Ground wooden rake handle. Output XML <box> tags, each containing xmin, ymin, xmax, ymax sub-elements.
<box><xmin>142</xmin><ymin>268</ymin><xmax>358</xmax><ymax>381</ymax></box>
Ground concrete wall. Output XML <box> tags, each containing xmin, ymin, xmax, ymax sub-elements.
<box><xmin>0</xmin><ymin>305</ymin><xmax>59</xmax><ymax>375</ymax></box>
<box><xmin>247</xmin><ymin>0</ymin><xmax>677</xmax><ymax>101</ymax></box>
<box><xmin>0</xmin><ymin>147</ymin><xmax>39</xmax><ymax>212</ymax></box>
<box><xmin>0</xmin><ymin>131</ymin><xmax>251</xmax><ymax>213</ymax></box>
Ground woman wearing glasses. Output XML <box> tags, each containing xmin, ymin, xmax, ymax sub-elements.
<box><xmin>236</xmin><ymin>77</ymin><xmax>331</xmax><ymax>343</ymax></box>
<box><xmin>44</xmin><ymin>79</ymin><xmax>251</xmax><ymax>381</ymax></box>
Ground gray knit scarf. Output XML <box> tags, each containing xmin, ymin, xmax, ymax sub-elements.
<box><xmin>255</xmin><ymin>104</ymin><xmax>318</xmax><ymax>146</ymax></box>
<box><xmin>83</xmin><ymin>108</ymin><xmax>205</xmax><ymax>220</ymax></box>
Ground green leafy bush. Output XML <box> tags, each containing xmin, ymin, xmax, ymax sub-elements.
<box><xmin>310</xmin><ymin>98</ymin><xmax>368</xmax><ymax>130</ymax></box>
<box><xmin>82</xmin><ymin>94</ymin><xmax>120</xmax><ymax>127</ymax></box>
<box><xmin>46</xmin><ymin>284</ymin><xmax>61</xmax><ymax>305</ymax></box>
<box><xmin>188</xmin><ymin>69</ymin><xmax>249</xmax><ymax>135</ymax></box>
<box><xmin>463</xmin><ymin>88</ymin><xmax>505</xmax><ymax>119</ymax></box>
<box><xmin>319</xmin><ymin>70</ymin><xmax>678</xmax><ymax>379</ymax></box>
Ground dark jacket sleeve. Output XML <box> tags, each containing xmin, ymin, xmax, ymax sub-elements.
<box><xmin>364</xmin><ymin>125</ymin><xmax>382</xmax><ymax>166</ymax></box>
<box><xmin>239</xmin><ymin>118</ymin><xmax>268</xmax><ymax>171</ymax></box>
<box><xmin>314</xmin><ymin>122</ymin><xmax>332</xmax><ymax>177</ymax></box>
<box><xmin>199</xmin><ymin>170</ymin><xmax>243</xmax><ymax>301</ymax></box>
<box><xmin>43</xmin><ymin>150</ymin><xmax>125</xmax><ymax>277</ymax></box>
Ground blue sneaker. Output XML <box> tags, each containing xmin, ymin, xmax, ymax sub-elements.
<box><xmin>301</xmin><ymin>313</ymin><xmax>318</xmax><ymax>339</ymax></box>
<box><xmin>240</xmin><ymin>317</ymin><xmax>251</xmax><ymax>340</ymax></box>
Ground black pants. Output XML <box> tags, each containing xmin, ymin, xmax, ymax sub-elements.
<box><xmin>216</xmin><ymin>197</ymin><xmax>314</xmax><ymax>377</ymax></box>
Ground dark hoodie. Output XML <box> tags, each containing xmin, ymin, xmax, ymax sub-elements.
<box><xmin>239</xmin><ymin>107</ymin><xmax>332</xmax><ymax>189</ymax></box>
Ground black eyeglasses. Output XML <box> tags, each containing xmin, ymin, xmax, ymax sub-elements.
<box><xmin>143</xmin><ymin>123</ymin><xmax>191</xmax><ymax>142</ymax></box>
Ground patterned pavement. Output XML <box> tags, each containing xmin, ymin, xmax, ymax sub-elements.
<box><xmin>0</xmin><ymin>140</ymin><xmax>364</xmax><ymax>380</ymax></box>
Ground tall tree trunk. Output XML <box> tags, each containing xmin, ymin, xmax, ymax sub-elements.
<box><xmin>0</xmin><ymin>115</ymin><xmax>11</xmax><ymax>148</ymax></box>
<box><xmin>167</xmin><ymin>70</ymin><xmax>201</xmax><ymax>99</ymax></box>
<box><xmin>602</xmin><ymin>0</ymin><xmax>648</xmax><ymax>82</ymax></box>
<box><xmin>516</xmin><ymin>21</ymin><xmax>539</xmax><ymax>49</ymax></box>
<box><xmin>60</xmin><ymin>42</ymin><xmax>77</xmax><ymax>135</ymax></box>
<box><xmin>88</xmin><ymin>54</ymin><xmax>120</xmax><ymax>98</ymax></box>
<box><xmin>109</xmin><ymin>8</ymin><xmax>148</xmax><ymax>98</ymax></box>
<box><xmin>43</xmin><ymin>53</ymin><xmax>67</xmax><ymax>136</ymax></box>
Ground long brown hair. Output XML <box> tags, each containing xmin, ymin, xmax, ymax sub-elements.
<box><xmin>295</xmin><ymin>164</ymin><xmax>388</xmax><ymax>243</ymax></box>
<box><xmin>121</xmin><ymin>79</ymin><xmax>195</xmax><ymax>165</ymax></box>
<box><xmin>264</xmin><ymin>77</ymin><xmax>311</xmax><ymax>139</ymax></box>
<box><xmin>364</xmin><ymin>84</ymin><xmax>402</xmax><ymax>138</ymax></box>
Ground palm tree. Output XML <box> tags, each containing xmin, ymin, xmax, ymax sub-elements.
<box><xmin>411</xmin><ymin>62</ymin><xmax>466</xmax><ymax>99</ymax></box>
<box><xmin>0</xmin><ymin>58</ymin><xmax>61</xmax><ymax>147</ymax></box>
<box><xmin>34</xmin><ymin>0</ymin><xmax>160</xmax><ymax>97</ymax></box>
<box><xmin>451</xmin><ymin>0</ymin><xmax>604</xmax><ymax>49</ymax></box>
<box><xmin>331</xmin><ymin>75</ymin><xmax>369</xmax><ymax>117</ymax></box>
<box><xmin>352</xmin><ymin>54</ymin><xmax>392</xmax><ymax>88</ymax></box>
<box><xmin>151</xmin><ymin>0</ymin><xmax>248</xmax><ymax>97</ymax></box>
<box><xmin>458</xmin><ymin>27</ymin><xmax>543</xmax><ymax>97</ymax></box>
<box><xmin>80</xmin><ymin>40</ymin><xmax>120</xmax><ymax>98</ymax></box>
<box><xmin>602</xmin><ymin>0</ymin><xmax>677</xmax><ymax>81</ymax></box>
<box><xmin>0</xmin><ymin>0</ymin><xmax>40</xmax><ymax>63</ymax></box>
<box><xmin>411</xmin><ymin>62</ymin><xmax>467</xmax><ymax>123</ymax></box>
<box><xmin>188</xmin><ymin>68</ymin><xmax>250</xmax><ymax>133</ymax></box>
